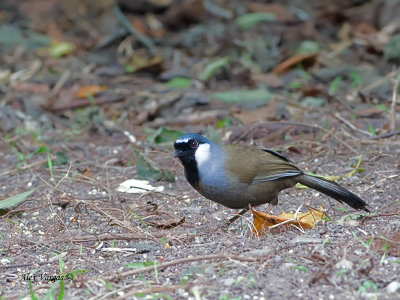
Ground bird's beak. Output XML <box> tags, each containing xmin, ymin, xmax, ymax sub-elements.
<box><xmin>174</xmin><ymin>150</ymin><xmax>182</xmax><ymax>158</ymax></box>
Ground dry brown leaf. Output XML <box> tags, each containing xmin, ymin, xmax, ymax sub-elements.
<box><xmin>76</xmin><ymin>85</ymin><xmax>107</xmax><ymax>98</ymax></box>
<box><xmin>272</xmin><ymin>52</ymin><xmax>317</xmax><ymax>75</ymax></box>
<box><xmin>130</xmin><ymin>17</ymin><xmax>149</xmax><ymax>36</ymax></box>
<box><xmin>252</xmin><ymin>206</ymin><xmax>325</xmax><ymax>236</ymax></box>
<box><xmin>10</xmin><ymin>82</ymin><xmax>50</xmax><ymax>93</ymax></box>
<box><xmin>355</xmin><ymin>107</ymin><xmax>385</xmax><ymax>118</ymax></box>
<box><xmin>251</xmin><ymin>73</ymin><xmax>283</xmax><ymax>88</ymax></box>
<box><xmin>234</xmin><ymin>99</ymin><xmax>278</xmax><ymax>124</ymax></box>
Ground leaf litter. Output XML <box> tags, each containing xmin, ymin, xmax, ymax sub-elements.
<box><xmin>0</xmin><ymin>0</ymin><xmax>400</xmax><ymax>299</ymax></box>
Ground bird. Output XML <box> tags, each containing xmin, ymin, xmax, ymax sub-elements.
<box><xmin>173</xmin><ymin>133</ymin><xmax>369</xmax><ymax>215</ymax></box>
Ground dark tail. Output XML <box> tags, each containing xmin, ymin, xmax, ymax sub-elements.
<box><xmin>298</xmin><ymin>174</ymin><xmax>370</xmax><ymax>212</ymax></box>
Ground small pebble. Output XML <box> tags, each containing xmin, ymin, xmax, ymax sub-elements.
<box><xmin>223</xmin><ymin>278</ymin><xmax>235</xmax><ymax>287</ymax></box>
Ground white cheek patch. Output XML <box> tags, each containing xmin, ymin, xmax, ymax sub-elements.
<box><xmin>195</xmin><ymin>143</ymin><xmax>211</xmax><ymax>167</ymax></box>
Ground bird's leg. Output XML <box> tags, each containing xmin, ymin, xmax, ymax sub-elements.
<box><xmin>226</xmin><ymin>207</ymin><xmax>249</xmax><ymax>226</ymax></box>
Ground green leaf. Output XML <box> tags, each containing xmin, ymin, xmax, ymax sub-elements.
<box><xmin>358</xmin><ymin>280</ymin><xmax>378</xmax><ymax>294</ymax></box>
<box><xmin>54</xmin><ymin>152</ymin><xmax>69</xmax><ymax>165</ymax></box>
<box><xmin>235</xmin><ymin>13</ymin><xmax>276</xmax><ymax>30</ymax></box>
<box><xmin>126</xmin><ymin>261</ymin><xmax>156</xmax><ymax>268</ymax></box>
<box><xmin>33</xmin><ymin>146</ymin><xmax>50</xmax><ymax>154</ymax></box>
<box><xmin>29</xmin><ymin>281</ymin><xmax>39</xmax><ymax>300</ymax></box>
<box><xmin>375</xmin><ymin>104</ymin><xmax>388</xmax><ymax>111</ymax></box>
<box><xmin>384</xmin><ymin>34</ymin><xmax>400</xmax><ymax>61</ymax></box>
<box><xmin>349</xmin><ymin>71</ymin><xmax>363</xmax><ymax>88</ymax></box>
<box><xmin>165</xmin><ymin>77</ymin><xmax>192</xmax><ymax>89</ymax></box>
<box><xmin>59</xmin><ymin>257</ymin><xmax>65</xmax><ymax>274</ymax></box>
<box><xmin>328</xmin><ymin>75</ymin><xmax>342</xmax><ymax>96</ymax></box>
<box><xmin>0</xmin><ymin>187</ymin><xmax>38</xmax><ymax>209</ymax></box>
<box><xmin>0</xmin><ymin>25</ymin><xmax>50</xmax><ymax>50</ymax></box>
<box><xmin>336</xmin><ymin>269</ymin><xmax>347</xmax><ymax>276</ymax></box>
<box><xmin>147</xmin><ymin>127</ymin><xmax>183</xmax><ymax>144</ymax></box>
<box><xmin>368</xmin><ymin>124</ymin><xmax>376</xmax><ymax>136</ymax></box>
<box><xmin>207</xmin><ymin>126</ymin><xmax>221</xmax><ymax>144</ymax></box>
<box><xmin>57</xmin><ymin>279</ymin><xmax>65</xmax><ymax>300</ymax></box>
<box><xmin>211</xmin><ymin>88</ymin><xmax>275</xmax><ymax>104</ymax></box>
<box><xmin>291</xmin><ymin>266</ymin><xmax>308</xmax><ymax>272</ymax></box>
<box><xmin>297</xmin><ymin>41</ymin><xmax>320</xmax><ymax>54</ymax></box>
<box><xmin>216</xmin><ymin>117</ymin><xmax>232</xmax><ymax>128</ymax></box>
<box><xmin>50</xmin><ymin>42</ymin><xmax>76</xmax><ymax>58</ymax></box>
<box><xmin>136</xmin><ymin>153</ymin><xmax>175</xmax><ymax>182</ymax></box>
<box><xmin>198</xmin><ymin>56</ymin><xmax>231</xmax><ymax>81</ymax></box>
<box><xmin>64</xmin><ymin>269</ymin><xmax>88</xmax><ymax>279</ymax></box>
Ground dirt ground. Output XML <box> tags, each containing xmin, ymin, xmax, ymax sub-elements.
<box><xmin>1</xmin><ymin>0</ymin><xmax>400</xmax><ymax>299</ymax></box>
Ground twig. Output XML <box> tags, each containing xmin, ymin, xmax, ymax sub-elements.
<box><xmin>50</xmin><ymin>70</ymin><xmax>71</xmax><ymax>96</ymax></box>
<box><xmin>0</xmin><ymin>260</ymin><xmax>56</xmax><ymax>270</ymax></box>
<box><xmin>52</xmin><ymin>232</ymin><xmax>168</xmax><ymax>244</ymax></box>
<box><xmin>226</xmin><ymin>208</ymin><xmax>249</xmax><ymax>226</ymax></box>
<box><xmin>269</xmin><ymin>204</ymin><xmax>305</xmax><ymax>233</ymax></box>
<box><xmin>362</xmin><ymin>69</ymin><xmax>398</xmax><ymax>92</ymax></box>
<box><xmin>360</xmin><ymin>212</ymin><xmax>400</xmax><ymax>225</ymax></box>
<box><xmin>370</xmin><ymin>130</ymin><xmax>400</xmax><ymax>140</ymax></box>
<box><xmin>100</xmin><ymin>253</ymin><xmax>257</xmax><ymax>282</ymax></box>
<box><xmin>0</xmin><ymin>157</ymin><xmax>55</xmax><ymax>177</ymax></box>
<box><xmin>0</xmin><ymin>203</ymin><xmax>49</xmax><ymax>219</ymax></box>
<box><xmin>390</xmin><ymin>77</ymin><xmax>399</xmax><ymax>131</ymax></box>
<box><xmin>363</xmin><ymin>174</ymin><xmax>399</xmax><ymax>192</ymax></box>
<box><xmin>87</xmin><ymin>204</ymin><xmax>157</xmax><ymax>240</ymax></box>
<box><xmin>334</xmin><ymin>113</ymin><xmax>373</xmax><ymax>137</ymax></box>
<box><xmin>113</xmin><ymin>4</ymin><xmax>156</xmax><ymax>54</ymax></box>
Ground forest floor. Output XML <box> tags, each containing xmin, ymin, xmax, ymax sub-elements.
<box><xmin>1</xmin><ymin>0</ymin><xmax>400</xmax><ymax>299</ymax></box>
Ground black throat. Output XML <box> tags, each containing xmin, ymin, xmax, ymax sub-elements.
<box><xmin>179</xmin><ymin>155</ymin><xmax>199</xmax><ymax>189</ymax></box>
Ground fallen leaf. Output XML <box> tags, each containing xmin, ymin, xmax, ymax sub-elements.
<box><xmin>198</xmin><ymin>56</ymin><xmax>231</xmax><ymax>81</ymax></box>
<box><xmin>211</xmin><ymin>87</ymin><xmax>275</xmax><ymax>104</ymax></box>
<box><xmin>235</xmin><ymin>12</ymin><xmax>275</xmax><ymax>30</ymax></box>
<box><xmin>126</xmin><ymin>50</ymin><xmax>163</xmax><ymax>73</ymax></box>
<box><xmin>50</xmin><ymin>41</ymin><xmax>76</xmax><ymax>58</ymax></box>
<box><xmin>251</xmin><ymin>73</ymin><xmax>283</xmax><ymax>88</ymax></box>
<box><xmin>136</xmin><ymin>153</ymin><xmax>175</xmax><ymax>182</ymax></box>
<box><xmin>146</xmin><ymin>127</ymin><xmax>183</xmax><ymax>144</ymax></box>
<box><xmin>246</xmin><ymin>2</ymin><xmax>297</xmax><ymax>22</ymax></box>
<box><xmin>272</xmin><ymin>52</ymin><xmax>317</xmax><ymax>75</ymax></box>
<box><xmin>384</xmin><ymin>34</ymin><xmax>400</xmax><ymax>61</ymax></box>
<box><xmin>234</xmin><ymin>99</ymin><xmax>278</xmax><ymax>124</ymax></box>
<box><xmin>355</xmin><ymin>107</ymin><xmax>386</xmax><ymax>118</ymax></box>
<box><xmin>145</xmin><ymin>13</ymin><xmax>164</xmax><ymax>39</ymax></box>
<box><xmin>0</xmin><ymin>187</ymin><xmax>38</xmax><ymax>209</ymax></box>
<box><xmin>76</xmin><ymin>85</ymin><xmax>107</xmax><ymax>98</ymax></box>
<box><xmin>165</xmin><ymin>77</ymin><xmax>192</xmax><ymax>89</ymax></box>
<box><xmin>10</xmin><ymin>81</ymin><xmax>50</xmax><ymax>93</ymax></box>
<box><xmin>252</xmin><ymin>206</ymin><xmax>325</xmax><ymax>235</ymax></box>
<box><xmin>343</xmin><ymin>155</ymin><xmax>363</xmax><ymax>178</ymax></box>
<box><xmin>130</xmin><ymin>17</ymin><xmax>148</xmax><ymax>36</ymax></box>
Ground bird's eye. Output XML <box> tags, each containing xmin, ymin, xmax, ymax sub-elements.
<box><xmin>190</xmin><ymin>140</ymin><xmax>198</xmax><ymax>148</ymax></box>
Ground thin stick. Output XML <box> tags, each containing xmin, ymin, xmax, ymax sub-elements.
<box><xmin>226</xmin><ymin>208</ymin><xmax>249</xmax><ymax>226</ymax></box>
<box><xmin>268</xmin><ymin>204</ymin><xmax>305</xmax><ymax>232</ymax></box>
<box><xmin>100</xmin><ymin>253</ymin><xmax>257</xmax><ymax>282</ymax></box>
<box><xmin>334</xmin><ymin>113</ymin><xmax>373</xmax><ymax>137</ymax></box>
<box><xmin>362</xmin><ymin>69</ymin><xmax>398</xmax><ymax>92</ymax></box>
<box><xmin>113</xmin><ymin>4</ymin><xmax>155</xmax><ymax>54</ymax></box>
